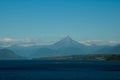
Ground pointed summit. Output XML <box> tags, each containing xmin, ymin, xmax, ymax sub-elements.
<box><xmin>62</xmin><ymin>36</ymin><xmax>73</xmax><ymax>42</ymax></box>
<box><xmin>64</xmin><ymin>35</ymin><xmax>71</xmax><ymax>39</ymax></box>
<box><xmin>51</xmin><ymin>36</ymin><xmax>85</xmax><ymax>49</ymax></box>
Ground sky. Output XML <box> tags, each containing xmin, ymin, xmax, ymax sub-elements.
<box><xmin>0</xmin><ymin>0</ymin><xmax>120</xmax><ymax>45</ymax></box>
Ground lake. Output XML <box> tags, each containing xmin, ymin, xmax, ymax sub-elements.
<box><xmin>0</xmin><ymin>60</ymin><xmax>120</xmax><ymax>80</ymax></box>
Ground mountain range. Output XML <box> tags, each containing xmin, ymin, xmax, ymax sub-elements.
<box><xmin>31</xmin><ymin>36</ymin><xmax>85</xmax><ymax>58</ymax></box>
<box><xmin>0</xmin><ymin>36</ymin><xmax>120</xmax><ymax>59</ymax></box>
<box><xmin>0</xmin><ymin>49</ymin><xmax>23</xmax><ymax>60</ymax></box>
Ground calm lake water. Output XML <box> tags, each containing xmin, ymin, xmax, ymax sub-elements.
<box><xmin>0</xmin><ymin>60</ymin><xmax>120</xmax><ymax>80</ymax></box>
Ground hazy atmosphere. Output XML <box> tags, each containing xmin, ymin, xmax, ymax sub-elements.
<box><xmin>0</xmin><ymin>0</ymin><xmax>120</xmax><ymax>46</ymax></box>
<box><xmin>0</xmin><ymin>0</ymin><xmax>120</xmax><ymax>80</ymax></box>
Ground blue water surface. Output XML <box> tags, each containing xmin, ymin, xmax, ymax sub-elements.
<box><xmin>0</xmin><ymin>60</ymin><xmax>120</xmax><ymax>80</ymax></box>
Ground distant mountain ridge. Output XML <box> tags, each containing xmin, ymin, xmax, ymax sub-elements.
<box><xmin>31</xmin><ymin>36</ymin><xmax>85</xmax><ymax>58</ymax></box>
<box><xmin>0</xmin><ymin>49</ymin><xmax>23</xmax><ymax>60</ymax></box>
<box><xmin>32</xmin><ymin>37</ymin><xmax>120</xmax><ymax>58</ymax></box>
<box><xmin>0</xmin><ymin>36</ymin><xmax>119</xmax><ymax>59</ymax></box>
<box><xmin>96</xmin><ymin>45</ymin><xmax>120</xmax><ymax>54</ymax></box>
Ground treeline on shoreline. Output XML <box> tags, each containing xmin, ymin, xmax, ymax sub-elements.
<box><xmin>34</xmin><ymin>54</ymin><xmax>120</xmax><ymax>61</ymax></box>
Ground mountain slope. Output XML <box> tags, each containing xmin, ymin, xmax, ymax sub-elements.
<box><xmin>32</xmin><ymin>36</ymin><xmax>85</xmax><ymax>58</ymax></box>
<box><xmin>50</xmin><ymin>36</ymin><xmax>85</xmax><ymax>49</ymax></box>
<box><xmin>95</xmin><ymin>45</ymin><xmax>120</xmax><ymax>54</ymax></box>
<box><xmin>31</xmin><ymin>48</ymin><xmax>57</xmax><ymax>58</ymax></box>
<box><xmin>110</xmin><ymin>45</ymin><xmax>120</xmax><ymax>54</ymax></box>
<box><xmin>0</xmin><ymin>49</ymin><xmax>23</xmax><ymax>60</ymax></box>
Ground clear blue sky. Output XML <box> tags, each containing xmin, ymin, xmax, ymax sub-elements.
<box><xmin>0</xmin><ymin>0</ymin><xmax>120</xmax><ymax>42</ymax></box>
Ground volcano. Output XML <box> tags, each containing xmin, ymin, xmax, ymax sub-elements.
<box><xmin>51</xmin><ymin>36</ymin><xmax>85</xmax><ymax>49</ymax></box>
